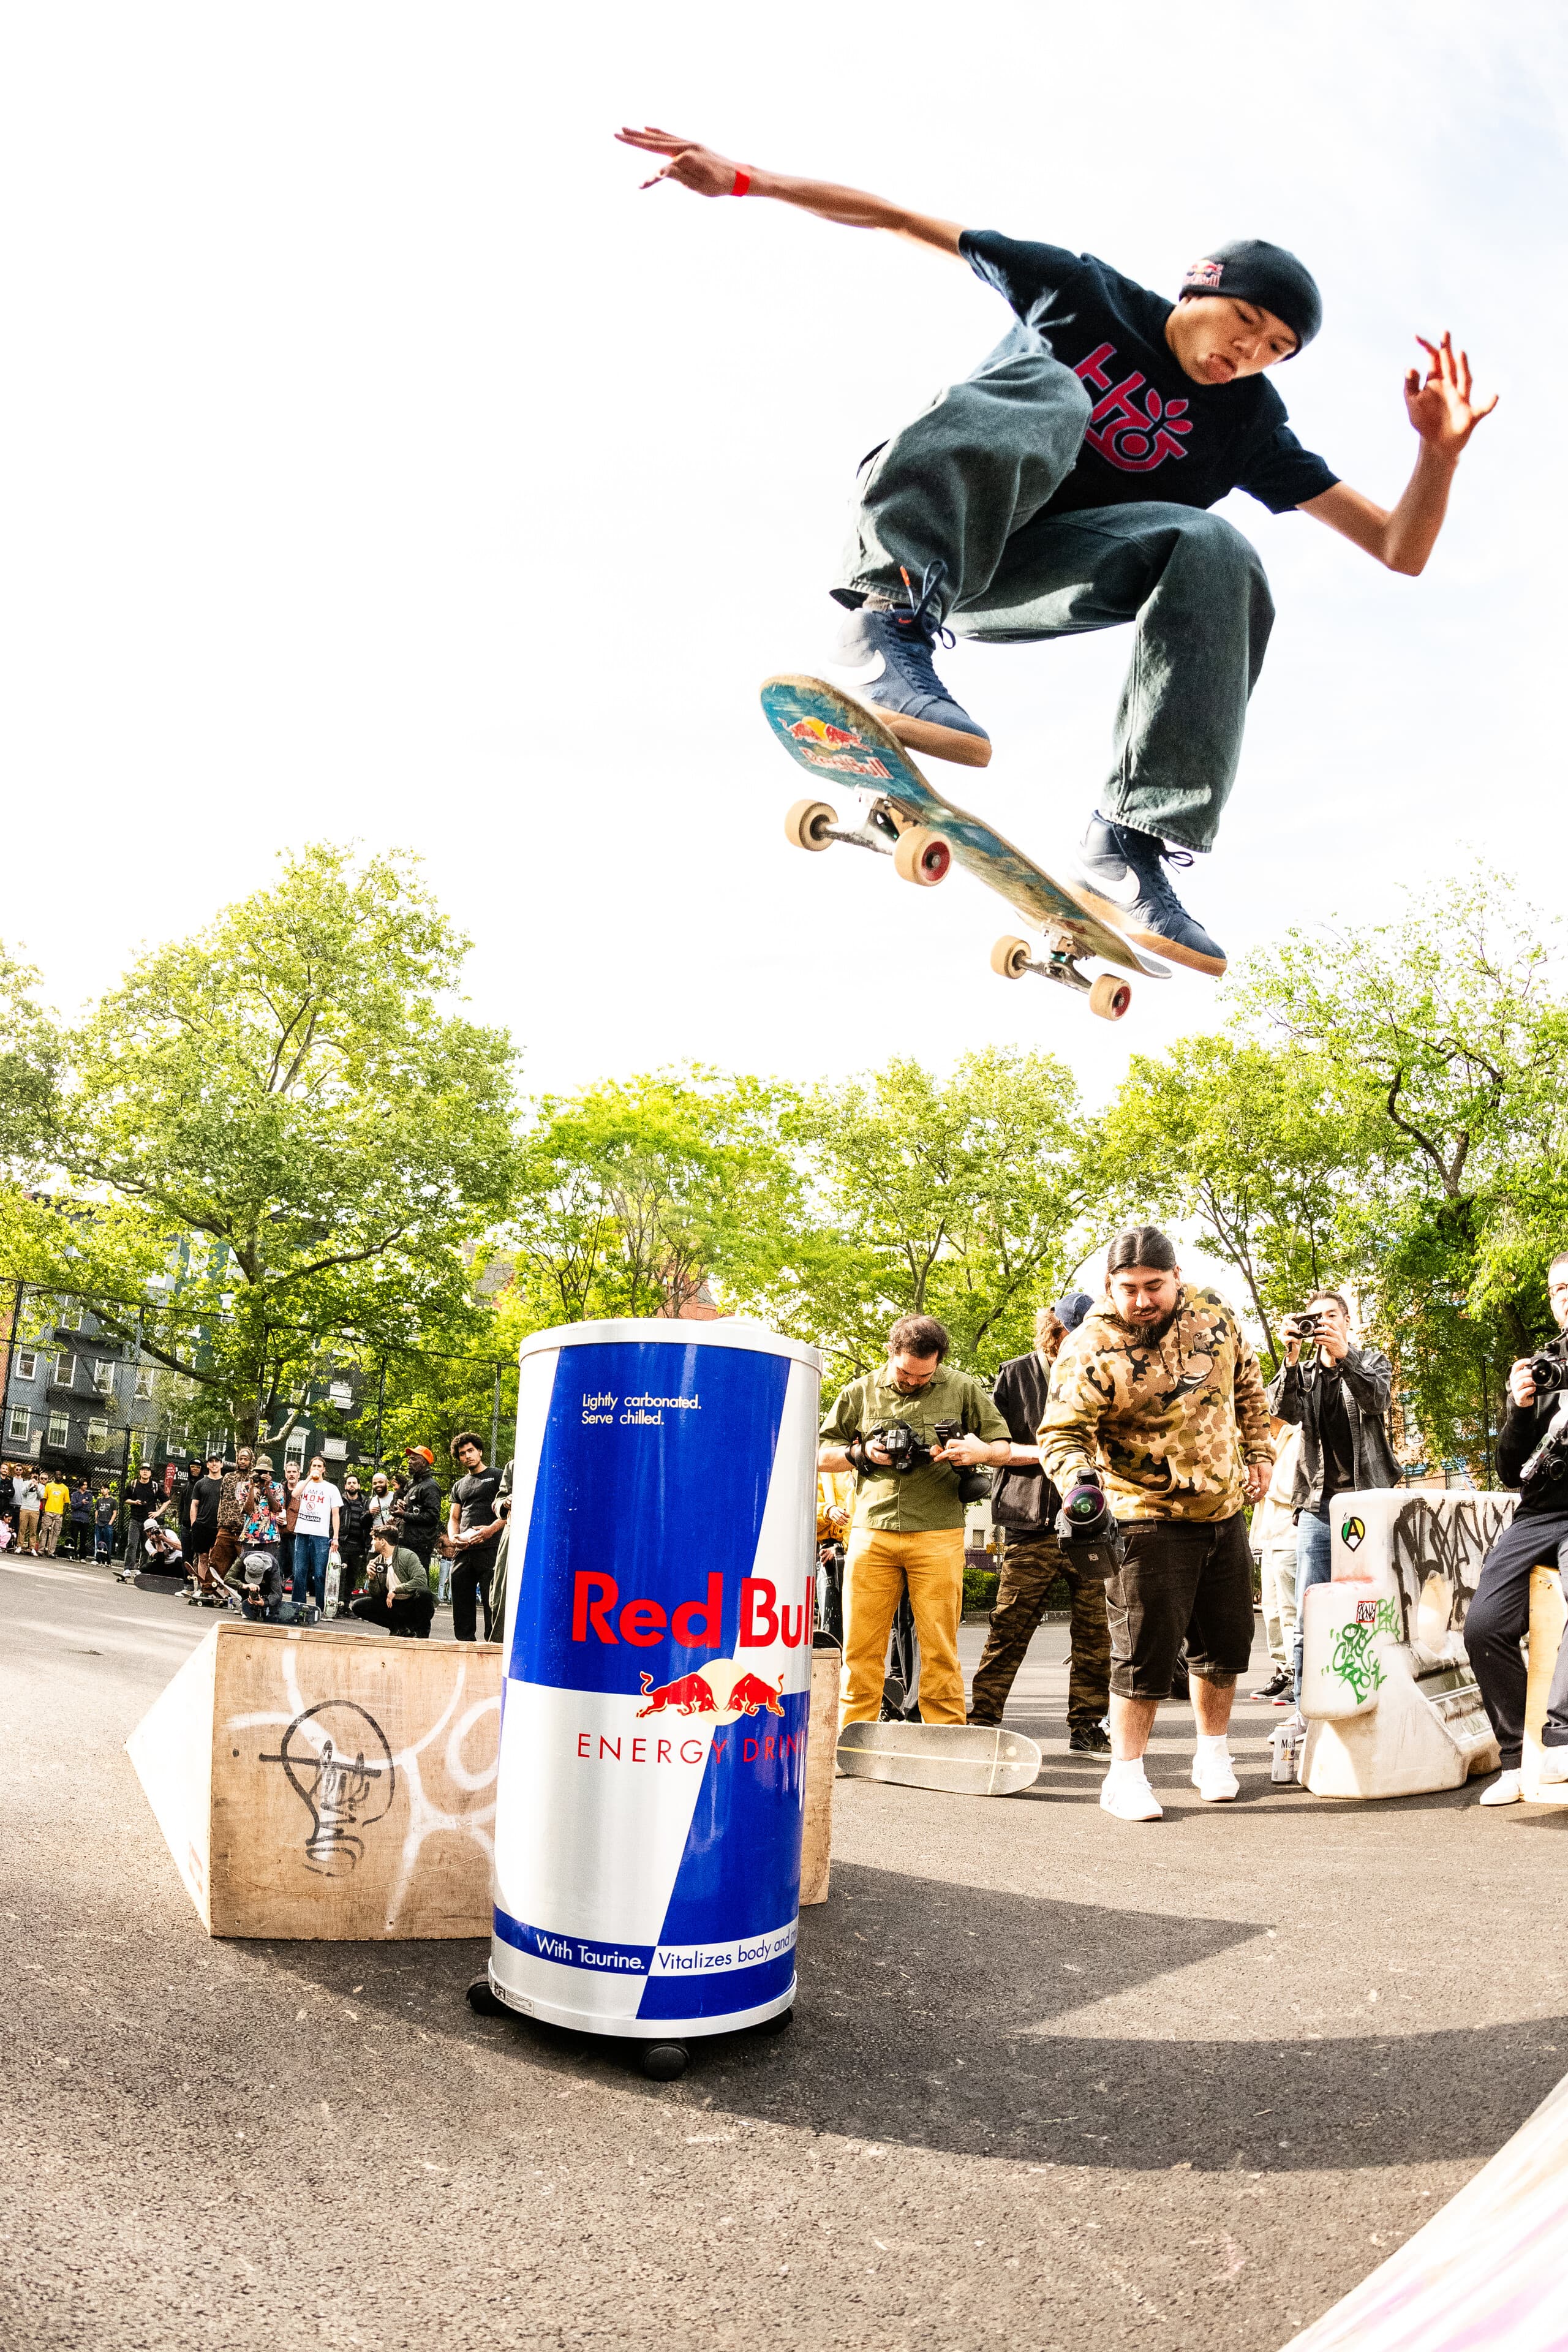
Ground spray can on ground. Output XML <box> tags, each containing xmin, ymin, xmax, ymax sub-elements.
<box><xmin>1271</xmin><ymin>1713</ymin><xmax>1306</xmax><ymax>1785</ymax></box>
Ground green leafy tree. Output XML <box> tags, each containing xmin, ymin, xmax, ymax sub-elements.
<box><xmin>1231</xmin><ymin>868</ymin><xmax>1568</xmax><ymax>1472</ymax></box>
<box><xmin>781</xmin><ymin>1047</ymin><xmax>1095</xmax><ymax>1385</ymax></box>
<box><xmin>1097</xmin><ymin>1035</ymin><xmax>1382</xmax><ymax>1370</ymax></box>
<box><xmin>16</xmin><ymin>845</ymin><xmax>520</xmax><ymax>1447</ymax></box>
<box><xmin>507</xmin><ymin>1070</ymin><xmax>805</xmax><ymax>1327</ymax></box>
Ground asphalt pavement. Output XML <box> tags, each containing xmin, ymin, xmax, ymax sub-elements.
<box><xmin>3</xmin><ymin>1550</ymin><xmax>1565</xmax><ymax>2352</ymax></box>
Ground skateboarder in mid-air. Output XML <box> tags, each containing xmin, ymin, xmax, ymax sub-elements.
<box><xmin>616</xmin><ymin>126</ymin><xmax>1496</xmax><ymax>975</ymax></box>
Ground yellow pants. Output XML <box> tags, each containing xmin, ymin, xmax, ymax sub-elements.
<box><xmin>842</xmin><ymin>1526</ymin><xmax>967</xmax><ymax>1724</ymax></box>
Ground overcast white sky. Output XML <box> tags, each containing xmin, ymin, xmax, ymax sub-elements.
<box><xmin>2</xmin><ymin>3</ymin><xmax>1563</xmax><ymax>1108</ymax></box>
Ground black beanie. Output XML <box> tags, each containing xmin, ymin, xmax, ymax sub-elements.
<box><xmin>1178</xmin><ymin>239</ymin><xmax>1322</xmax><ymax>352</ymax></box>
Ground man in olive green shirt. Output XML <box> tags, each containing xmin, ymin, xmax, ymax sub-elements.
<box><xmin>819</xmin><ymin>1313</ymin><xmax>1012</xmax><ymax>1722</ymax></box>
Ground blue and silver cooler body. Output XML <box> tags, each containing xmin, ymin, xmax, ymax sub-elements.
<box><xmin>489</xmin><ymin>1319</ymin><xmax>821</xmax><ymax>2038</ymax></box>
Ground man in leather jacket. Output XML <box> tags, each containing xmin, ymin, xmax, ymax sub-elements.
<box><xmin>393</xmin><ymin>1444</ymin><xmax>443</xmax><ymax>1567</ymax></box>
<box><xmin>1267</xmin><ymin>1291</ymin><xmax>1398</xmax><ymax>1700</ymax></box>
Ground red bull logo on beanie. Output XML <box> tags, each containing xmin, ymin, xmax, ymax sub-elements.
<box><xmin>1184</xmin><ymin>257</ymin><xmax>1224</xmax><ymax>289</ymax></box>
<box><xmin>489</xmin><ymin>1321</ymin><xmax>821</xmax><ymax>2040</ymax></box>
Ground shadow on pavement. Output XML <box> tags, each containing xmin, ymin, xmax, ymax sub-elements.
<box><xmin>263</xmin><ymin>1861</ymin><xmax>1562</xmax><ymax>2174</ymax></box>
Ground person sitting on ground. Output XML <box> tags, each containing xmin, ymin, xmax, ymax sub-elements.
<box><xmin>351</xmin><ymin>1523</ymin><xmax>437</xmax><ymax>1640</ymax></box>
<box><xmin>139</xmin><ymin>1511</ymin><xmax>184</xmax><ymax>1572</ymax></box>
<box><xmin>237</xmin><ymin>1547</ymin><xmax>284</xmax><ymax>1622</ymax></box>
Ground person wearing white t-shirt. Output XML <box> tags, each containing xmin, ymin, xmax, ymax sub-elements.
<box><xmin>289</xmin><ymin>1456</ymin><xmax>342</xmax><ymax>1621</ymax></box>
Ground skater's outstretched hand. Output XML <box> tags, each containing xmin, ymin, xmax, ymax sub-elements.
<box><xmin>1404</xmin><ymin>330</ymin><xmax>1497</xmax><ymax>456</ymax></box>
<box><xmin>616</xmin><ymin>126</ymin><xmax>745</xmax><ymax>197</ymax></box>
<box><xmin>614</xmin><ymin>126</ymin><xmax>967</xmax><ymax>254</ymax></box>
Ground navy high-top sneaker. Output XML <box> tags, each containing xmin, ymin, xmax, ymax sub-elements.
<box><xmin>1074</xmin><ymin>812</ymin><xmax>1227</xmax><ymax>976</ymax></box>
<box><xmin>834</xmin><ymin>561</ymin><xmax>991</xmax><ymax>769</ymax></box>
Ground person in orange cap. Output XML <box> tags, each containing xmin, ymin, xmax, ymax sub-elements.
<box><xmin>393</xmin><ymin>1444</ymin><xmax>443</xmax><ymax>1574</ymax></box>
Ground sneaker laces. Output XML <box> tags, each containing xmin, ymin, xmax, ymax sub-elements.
<box><xmin>895</xmin><ymin>559</ymin><xmax>956</xmax><ymax>649</ymax></box>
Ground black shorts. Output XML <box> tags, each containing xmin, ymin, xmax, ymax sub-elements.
<box><xmin>1105</xmin><ymin>1513</ymin><xmax>1255</xmax><ymax>1700</ymax></box>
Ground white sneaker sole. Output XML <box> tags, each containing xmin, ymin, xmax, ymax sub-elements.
<box><xmin>1071</xmin><ymin>880</ymin><xmax>1227</xmax><ymax>977</ymax></box>
<box><xmin>876</xmin><ymin>709</ymin><xmax>992</xmax><ymax>769</ymax></box>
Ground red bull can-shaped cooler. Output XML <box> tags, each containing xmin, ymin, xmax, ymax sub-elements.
<box><xmin>488</xmin><ymin>1319</ymin><xmax>821</xmax><ymax>2040</ymax></box>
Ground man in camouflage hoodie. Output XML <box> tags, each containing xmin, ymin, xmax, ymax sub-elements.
<box><xmin>1039</xmin><ymin>1226</ymin><xmax>1273</xmax><ymax>1822</ymax></box>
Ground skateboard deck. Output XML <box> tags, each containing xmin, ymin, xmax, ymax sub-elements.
<box><xmin>761</xmin><ymin>674</ymin><xmax>1168</xmax><ymax>996</ymax></box>
<box><xmin>836</xmin><ymin>1719</ymin><xmax>1042</xmax><ymax>1797</ymax></box>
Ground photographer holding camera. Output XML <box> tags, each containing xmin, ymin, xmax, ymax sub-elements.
<box><xmin>1039</xmin><ymin>1227</ymin><xmax>1273</xmax><ymax>1822</ymax></box>
<box><xmin>819</xmin><ymin>1313</ymin><xmax>1014</xmax><ymax>1725</ymax></box>
<box><xmin>1463</xmin><ymin>1254</ymin><xmax>1568</xmax><ymax>1807</ymax></box>
<box><xmin>1267</xmin><ymin>1291</ymin><xmax>1399</xmax><ymax>1703</ymax></box>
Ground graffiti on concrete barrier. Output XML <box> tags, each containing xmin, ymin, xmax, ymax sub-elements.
<box><xmin>260</xmin><ymin>1700</ymin><xmax>396</xmax><ymax>1876</ymax></box>
<box><xmin>1387</xmin><ymin>1494</ymin><xmax>1515</xmax><ymax>1657</ymax></box>
<box><xmin>1329</xmin><ymin>1619</ymin><xmax>1385</xmax><ymax>1705</ymax></box>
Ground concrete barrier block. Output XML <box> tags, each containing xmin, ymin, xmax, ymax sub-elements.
<box><xmin>127</xmin><ymin>1622</ymin><xmax>502</xmax><ymax>1939</ymax></box>
<box><xmin>1300</xmin><ymin>1490</ymin><xmax>1507</xmax><ymax>1799</ymax></box>
<box><xmin>799</xmin><ymin>1644</ymin><xmax>839</xmax><ymax>1905</ymax></box>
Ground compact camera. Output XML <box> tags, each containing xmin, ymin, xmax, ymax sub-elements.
<box><xmin>1525</xmin><ymin>1348</ymin><xmax>1568</xmax><ymax>1399</ymax></box>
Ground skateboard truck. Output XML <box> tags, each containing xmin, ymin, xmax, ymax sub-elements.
<box><xmin>785</xmin><ymin>795</ymin><xmax>952</xmax><ymax>886</ymax></box>
<box><xmin>991</xmin><ymin>927</ymin><xmax>1133</xmax><ymax>1023</ymax></box>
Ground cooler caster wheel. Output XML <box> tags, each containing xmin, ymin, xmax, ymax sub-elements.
<box><xmin>754</xmin><ymin>2004</ymin><xmax>794</xmax><ymax>2037</ymax></box>
<box><xmin>1088</xmin><ymin>973</ymin><xmax>1133</xmax><ymax>1022</ymax></box>
<box><xmin>892</xmin><ymin>825</ymin><xmax>951</xmax><ymax>886</ymax></box>
<box><xmin>641</xmin><ymin>2041</ymin><xmax>689</xmax><ymax>2081</ymax></box>
<box><xmin>990</xmin><ymin>934</ymin><xmax>1031</xmax><ymax>980</ymax></box>
<box><xmin>466</xmin><ymin>1975</ymin><xmax>508</xmax><ymax>2019</ymax></box>
<box><xmin>785</xmin><ymin>797</ymin><xmax>836</xmax><ymax>851</ymax></box>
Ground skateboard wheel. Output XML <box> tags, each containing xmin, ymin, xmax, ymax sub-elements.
<box><xmin>892</xmin><ymin>826</ymin><xmax>951</xmax><ymax>887</ymax></box>
<box><xmin>1089</xmin><ymin>974</ymin><xmax>1133</xmax><ymax>1022</ymax></box>
<box><xmin>990</xmin><ymin>935</ymin><xmax>1032</xmax><ymax>980</ymax></box>
<box><xmin>784</xmin><ymin>797</ymin><xmax>837</xmax><ymax>851</ymax></box>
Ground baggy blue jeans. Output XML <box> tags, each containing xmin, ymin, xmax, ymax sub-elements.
<box><xmin>832</xmin><ymin>327</ymin><xmax>1275</xmax><ymax>853</ymax></box>
<box><xmin>292</xmin><ymin>1532</ymin><xmax>331</xmax><ymax>1611</ymax></box>
<box><xmin>1291</xmin><ymin>1510</ymin><xmax>1334</xmax><ymax>1703</ymax></box>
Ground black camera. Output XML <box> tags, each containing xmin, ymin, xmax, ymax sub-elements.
<box><xmin>868</xmin><ymin>1422</ymin><xmax>930</xmax><ymax>1474</ymax></box>
<box><xmin>1526</xmin><ymin>1349</ymin><xmax>1568</xmax><ymax>1398</ymax></box>
<box><xmin>933</xmin><ymin>1418</ymin><xmax>992</xmax><ymax>1506</ymax></box>
<box><xmin>1054</xmin><ymin>1476</ymin><xmax>1125</xmax><ymax>1579</ymax></box>
<box><xmin>1283</xmin><ymin>1310</ymin><xmax>1327</xmax><ymax>1343</ymax></box>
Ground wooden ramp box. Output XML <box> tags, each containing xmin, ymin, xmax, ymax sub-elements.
<box><xmin>127</xmin><ymin>1622</ymin><xmax>503</xmax><ymax>1939</ymax></box>
<box><xmin>130</xmin><ymin>1622</ymin><xmax>839</xmax><ymax>1942</ymax></box>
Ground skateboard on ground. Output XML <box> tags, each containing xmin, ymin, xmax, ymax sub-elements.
<box><xmin>761</xmin><ymin>675</ymin><xmax>1168</xmax><ymax>1022</ymax></box>
<box><xmin>836</xmin><ymin>1719</ymin><xmax>1042</xmax><ymax>1796</ymax></box>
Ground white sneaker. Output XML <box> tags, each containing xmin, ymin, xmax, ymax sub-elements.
<box><xmin>1100</xmin><ymin>1773</ymin><xmax>1163</xmax><ymax>1822</ymax></box>
<box><xmin>1479</xmin><ymin>1769</ymin><xmax>1523</xmax><ymax>1807</ymax></box>
<box><xmin>1192</xmin><ymin>1747</ymin><xmax>1240</xmax><ymax>1802</ymax></box>
<box><xmin>1539</xmin><ymin>1751</ymin><xmax>1568</xmax><ymax>1785</ymax></box>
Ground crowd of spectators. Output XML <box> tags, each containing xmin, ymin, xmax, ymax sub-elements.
<box><xmin>0</xmin><ymin>1432</ymin><xmax>511</xmax><ymax>1647</ymax></box>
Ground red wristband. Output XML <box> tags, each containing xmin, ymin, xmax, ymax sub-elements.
<box><xmin>731</xmin><ymin>168</ymin><xmax>750</xmax><ymax>197</ymax></box>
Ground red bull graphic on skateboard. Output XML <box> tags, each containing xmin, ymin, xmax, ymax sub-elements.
<box><xmin>488</xmin><ymin>1320</ymin><xmax>821</xmax><ymax>2039</ymax></box>
<box><xmin>786</xmin><ymin>712</ymin><xmax>892</xmax><ymax>782</ymax></box>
